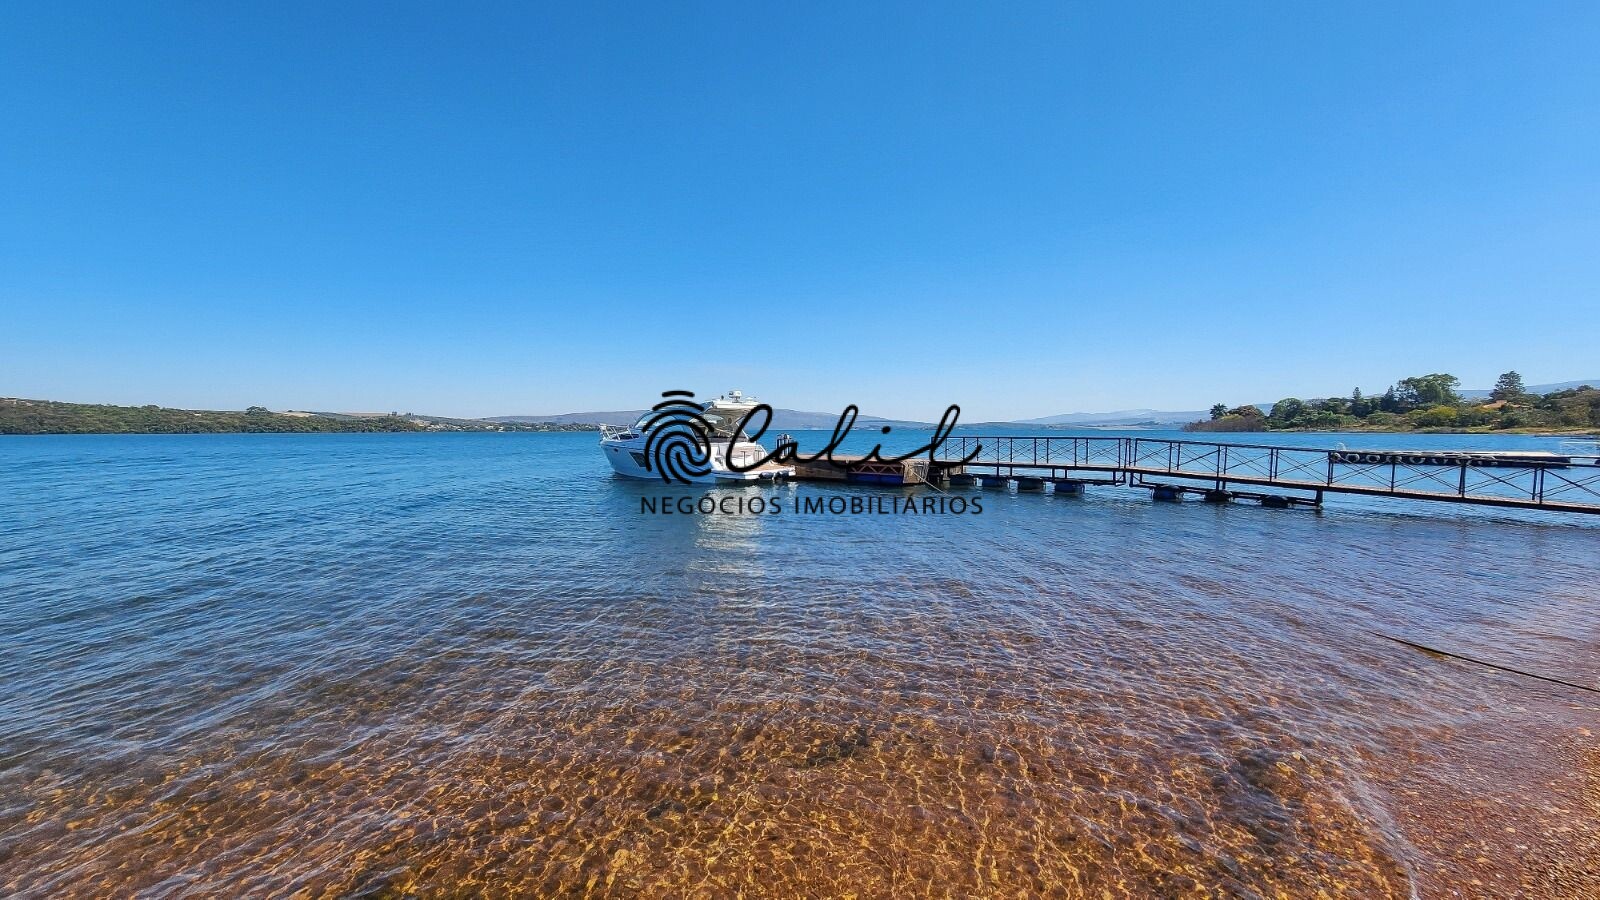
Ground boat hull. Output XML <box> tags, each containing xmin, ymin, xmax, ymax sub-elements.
<box><xmin>601</xmin><ymin>439</ymin><xmax>789</xmax><ymax>483</ymax></box>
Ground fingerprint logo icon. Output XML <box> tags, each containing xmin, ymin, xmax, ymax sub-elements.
<box><xmin>640</xmin><ymin>391</ymin><xmax>713</xmax><ymax>484</ymax></box>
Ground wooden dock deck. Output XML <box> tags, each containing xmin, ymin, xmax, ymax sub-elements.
<box><xmin>788</xmin><ymin>454</ymin><xmax>932</xmax><ymax>485</ymax></box>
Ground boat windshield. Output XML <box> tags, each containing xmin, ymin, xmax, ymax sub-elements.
<box><xmin>627</xmin><ymin>410</ymin><xmax>748</xmax><ymax>443</ymax></box>
<box><xmin>700</xmin><ymin>411</ymin><xmax>750</xmax><ymax>441</ymax></box>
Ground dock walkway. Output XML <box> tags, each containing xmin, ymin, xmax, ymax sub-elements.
<box><xmin>920</xmin><ymin>436</ymin><xmax>1600</xmax><ymax>515</ymax></box>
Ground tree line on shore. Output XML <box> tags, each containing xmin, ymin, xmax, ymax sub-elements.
<box><xmin>0</xmin><ymin>398</ymin><xmax>597</xmax><ymax>434</ymax></box>
<box><xmin>1187</xmin><ymin>372</ymin><xmax>1600</xmax><ymax>433</ymax></box>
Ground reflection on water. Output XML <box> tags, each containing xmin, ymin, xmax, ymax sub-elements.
<box><xmin>0</xmin><ymin>433</ymin><xmax>1596</xmax><ymax>897</ymax></box>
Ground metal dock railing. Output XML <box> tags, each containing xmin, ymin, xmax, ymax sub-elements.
<box><xmin>932</xmin><ymin>436</ymin><xmax>1600</xmax><ymax>514</ymax></box>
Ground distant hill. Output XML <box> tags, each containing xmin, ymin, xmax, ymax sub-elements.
<box><xmin>301</xmin><ymin>410</ymin><xmax>585</xmax><ymax>430</ymax></box>
<box><xmin>1459</xmin><ymin>378</ymin><xmax>1598</xmax><ymax>399</ymax></box>
<box><xmin>490</xmin><ymin>408</ymin><xmax>930</xmax><ymax>430</ymax></box>
<box><xmin>0</xmin><ymin>398</ymin><xmax>593</xmax><ymax>434</ymax></box>
<box><xmin>1019</xmin><ymin>379</ymin><xmax>1600</xmax><ymax>425</ymax></box>
<box><xmin>1</xmin><ymin>398</ymin><xmax>428</xmax><ymax>434</ymax></box>
<box><xmin>1014</xmin><ymin>408</ymin><xmax>1211</xmax><ymax>426</ymax></box>
<box><xmin>490</xmin><ymin>409</ymin><xmax>645</xmax><ymax>426</ymax></box>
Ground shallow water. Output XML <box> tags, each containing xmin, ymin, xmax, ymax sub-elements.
<box><xmin>1</xmin><ymin>431</ymin><xmax>1596</xmax><ymax>897</ymax></box>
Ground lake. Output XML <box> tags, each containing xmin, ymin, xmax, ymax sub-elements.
<box><xmin>1</xmin><ymin>430</ymin><xmax>1596</xmax><ymax>896</ymax></box>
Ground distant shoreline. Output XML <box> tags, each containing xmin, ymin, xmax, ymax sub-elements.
<box><xmin>1168</xmin><ymin>425</ymin><xmax>1599</xmax><ymax>437</ymax></box>
<box><xmin>0</xmin><ymin>429</ymin><xmax>601</xmax><ymax>436</ymax></box>
<box><xmin>5</xmin><ymin>395</ymin><xmax>1594</xmax><ymax>439</ymax></box>
<box><xmin>0</xmin><ymin>398</ymin><xmax>597</xmax><ymax>436</ymax></box>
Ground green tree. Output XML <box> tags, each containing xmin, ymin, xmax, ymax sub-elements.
<box><xmin>1394</xmin><ymin>374</ymin><xmax>1461</xmax><ymax>410</ymax></box>
<box><xmin>1316</xmin><ymin>397</ymin><xmax>1351</xmax><ymax>415</ymax></box>
<box><xmin>1269</xmin><ymin>398</ymin><xmax>1306</xmax><ymax>423</ymax></box>
<box><xmin>1542</xmin><ymin>386</ymin><xmax>1600</xmax><ymax>427</ymax></box>
<box><xmin>1412</xmin><ymin>405</ymin><xmax>1459</xmax><ymax>428</ymax></box>
<box><xmin>1349</xmin><ymin>387</ymin><xmax>1372</xmax><ymax>418</ymax></box>
<box><xmin>1490</xmin><ymin>371</ymin><xmax>1527</xmax><ymax>402</ymax></box>
<box><xmin>1209</xmin><ymin>403</ymin><xmax>1228</xmax><ymax>421</ymax></box>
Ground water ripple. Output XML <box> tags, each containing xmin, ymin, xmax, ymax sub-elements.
<box><xmin>0</xmin><ymin>433</ymin><xmax>1596</xmax><ymax>897</ymax></box>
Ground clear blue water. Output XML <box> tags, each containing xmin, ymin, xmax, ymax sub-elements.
<box><xmin>1</xmin><ymin>431</ymin><xmax>1596</xmax><ymax>896</ymax></box>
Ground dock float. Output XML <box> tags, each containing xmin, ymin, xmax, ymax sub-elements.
<box><xmin>788</xmin><ymin>454</ymin><xmax>932</xmax><ymax>486</ymax></box>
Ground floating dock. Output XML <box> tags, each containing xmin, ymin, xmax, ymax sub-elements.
<box><xmin>788</xmin><ymin>454</ymin><xmax>931</xmax><ymax>485</ymax></box>
<box><xmin>920</xmin><ymin>436</ymin><xmax>1600</xmax><ymax>515</ymax></box>
<box><xmin>770</xmin><ymin>437</ymin><xmax>1600</xmax><ymax>515</ymax></box>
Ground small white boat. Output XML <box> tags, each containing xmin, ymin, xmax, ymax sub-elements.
<box><xmin>600</xmin><ymin>390</ymin><xmax>793</xmax><ymax>483</ymax></box>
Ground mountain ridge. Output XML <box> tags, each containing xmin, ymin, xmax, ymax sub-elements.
<box><xmin>488</xmin><ymin>408</ymin><xmax>931</xmax><ymax>430</ymax></box>
<box><xmin>1015</xmin><ymin>408</ymin><xmax>1210</xmax><ymax>426</ymax></box>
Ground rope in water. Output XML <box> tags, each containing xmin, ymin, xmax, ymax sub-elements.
<box><xmin>1372</xmin><ymin>631</ymin><xmax>1600</xmax><ymax>696</ymax></box>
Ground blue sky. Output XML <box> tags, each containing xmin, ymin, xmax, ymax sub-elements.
<box><xmin>3</xmin><ymin>2</ymin><xmax>1597</xmax><ymax>421</ymax></box>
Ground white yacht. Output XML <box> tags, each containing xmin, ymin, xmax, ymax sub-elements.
<box><xmin>600</xmin><ymin>390</ymin><xmax>793</xmax><ymax>483</ymax></box>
